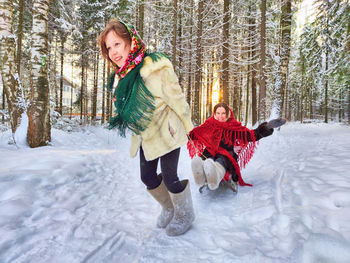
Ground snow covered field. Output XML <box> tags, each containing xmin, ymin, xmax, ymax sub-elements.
<box><xmin>0</xmin><ymin>122</ymin><xmax>350</xmax><ymax>263</ymax></box>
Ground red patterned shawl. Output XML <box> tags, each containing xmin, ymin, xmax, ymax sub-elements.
<box><xmin>187</xmin><ymin>110</ymin><xmax>256</xmax><ymax>186</ymax></box>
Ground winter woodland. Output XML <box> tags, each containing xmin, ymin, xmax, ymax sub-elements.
<box><xmin>0</xmin><ymin>0</ymin><xmax>350</xmax><ymax>262</ymax></box>
<box><xmin>1</xmin><ymin>0</ymin><xmax>349</xmax><ymax>142</ymax></box>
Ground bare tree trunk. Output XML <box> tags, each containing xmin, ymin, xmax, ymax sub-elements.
<box><xmin>70</xmin><ymin>43</ymin><xmax>74</xmax><ymax>120</ymax></box>
<box><xmin>178</xmin><ymin>0</ymin><xmax>184</xmax><ymax>89</ymax></box>
<box><xmin>338</xmin><ymin>91</ymin><xmax>342</xmax><ymax>122</ymax></box>
<box><xmin>84</xmin><ymin>64</ymin><xmax>88</xmax><ymax>123</ymax></box>
<box><xmin>347</xmin><ymin>13</ymin><xmax>350</xmax><ymax>125</ymax></box>
<box><xmin>1</xmin><ymin>85</ymin><xmax>5</xmax><ymax>124</ymax></box>
<box><xmin>300</xmin><ymin>86</ymin><xmax>304</xmax><ymax>123</ymax></box>
<box><xmin>193</xmin><ymin>0</ymin><xmax>203</xmax><ymax>125</ymax></box>
<box><xmin>70</xmin><ymin>62</ymin><xmax>73</xmax><ymax>120</ymax></box>
<box><xmin>101</xmin><ymin>59</ymin><xmax>106</xmax><ymax>124</ymax></box>
<box><xmin>186</xmin><ymin>0</ymin><xmax>194</xmax><ymax>106</ymax></box>
<box><xmin>80</xmin><ymin>62</ymin><xmax>84</xmax><ymax>121</ymax></box>
<box><xmin>107</xmin><ymin>62</ymin><xmax>112</xmax><ymax>122</ymax></box>
<box><xmin>259</xmin><ymin>0</ymin><xmax>267</xmax><ymax>121</ymax></box>
<box><xmin>54</xmin><ymin>36</ymin><xmax>58</xmax><ymax>112</ymax></box>
<box><xmin>1</xmin><ymin>47</ymin><xmax>5</xmax><ymax>124</ymax></box>
<box><xmin>324</xmin><ymin>45</ymin><xmax>329</xmax><ymax>123</ymax></box>
<box><xmin>92</xmin><ymin>51</ymin><xmax>97</xmax><ymax>122</ymax></box>
<box><xmin>27</xmin><ymin>0</ymin><xmax>51</xmax><ymax>147</ymax></box>
<box><xmin>309</xmin><ymin>86</ymin><xmax>313</xmax><ymax>119</ymax></box>
<box><xmin>92</xmin><ymin>49</ymin><xmax>99</xmax><ymax>122</ymax></box>
<box><xmin>300</xmin><ymin>57</ymin><xmax>306</xmax><ymax>123</ymax></box>
<box><xmin>59</xmin><ymin>35</ymin><xmax>65</xmax><ymax>115</ymax></box>
<box><xmin>221</xmin><ymin>0</ymin><xmax>230</xmax><ymax>105</ymax></box>
<box><xmin>16</xmin><ymin>0</ymin><xmax>24</xmax><ymax>75</ymax></box>
<box><xmin>249</xmin><ymin>6</ymin><xmax>257</xmax><ymax>126</ymax></box>
<box><xmin>138</xmin><ymin>0</ymin><xmax>144</xmax><ymax>39</ymax></box>
<box><xmin>172</xmin><ymin>0</ymin><xmax>178</xmax><ymax>68</ymax></box>
<box><xmin>251</xmin><ymin>68</ymin><xmax>257</xmax><ymax>125</ymax></box>
<box><xmin>232</xmin><ymin>74</ymin><xmax>240</xmax><ymax>119</ymax></box>
<box><xmin>244</xmin><ymin>9</ymin><xmax>250</xmax><ymax>126</ymax></box>
<box><xmin>0</xmin><ymin>0</ymin><xmax>25</xmax><ymax>134</ymax></box>
<box><xmin>245</xmin><ymin>67</ymin><xmax>250</xmax><ymax>126</ymax></box>
<box><xmin>348</xmin><ymin>87</ymin><xmax>350</xmax><ymax>125</ymax></box>
<box><xmin>207</xmin><ymin>49</ymin><xmax>215</xmax><ymax>116</ymax></box>
<box><xmin>278</xmin><ymin>0</ymin><xmax>292</xmax><ymax>117</ymax></box>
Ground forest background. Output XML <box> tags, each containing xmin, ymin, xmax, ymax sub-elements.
<box><xmin>1</xmin><ymin>0</ymin><xmax>349</xmax><ymax>148</ymax></box>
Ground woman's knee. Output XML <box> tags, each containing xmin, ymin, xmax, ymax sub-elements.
<box><xmin>140</xmin><ymin>170</ymin><xmax>161</xmax><ymax>189</ymax></box>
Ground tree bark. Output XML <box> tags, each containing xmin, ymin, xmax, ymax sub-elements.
<box><xmin>258</xmin><ymin>0</ymin><xmax>267</xmax><ymax>121</ymax></box>
<box><xmin>249</xmin><ymin>5</ymin><xmax>257</xmax><ymax>126</ymax></box>
<box><xmin>347</xmin><ymin>10</ymin><xmax>350</xmax><ymax>124</ymax></box>
<box><xmin>27</xmin><ymin>0</ymin><xmax>51</xmax><ymax>147</ymax></box>
<box><xmin>0</xmin><ymin>0</ymin><xmax>25</xmax><ymax>134</ymax></box>
<box><xmin>59</xmin><ymin>35</ymin><xmax>65</xmax><ymax>115</ymax></box>
<box><xmin>324</xmin><ymin>44</ymin><xmax>329</xmax><ymax>123</ymax></box>
<box><xmin>101</xmin><ymin>58</ymin><xmax>106</xmax><ymax>124</ymax></box>
<box><xmin>16</xmin><ymin>0</ymin><xmax>25</xmax><ymax>75</ymax></box>
<box><xmin>278</xmin><ymin>0</ymin><xmax>292</xmax><ymax>117</ymax></box>
<box><xmin>138</xmin><ymin>0</ymin><xmax>144</xmax><ymax>39</ymax></box>
<box><xmin>348</xmin><ymin>86</ymin><xmax>350</xmax><ymax>124</ymax></box>
<box><xmin>193</xmin><ymin>0</ymin><xmax>203</xmax><ymax>125</ymax></box>
<box><xmin>186</xmin><ymin>0</ymin><xmax>194</xmax><ymax>106</ymax></box>
<box><xmin>221</xmin><ymin>0</ymin><xmax>230</xmax><ymax>104</ymax></box>
<box><xmin>92</xmin><ymin>48</ymin><xmax>99</xmax><ymax>122</ymax></box>
<box><xmin>178</xmin><ymin>0</ymin><xmax>184</xmax><ymax>89</ymax></box>
<box><xmin>70</xmin><ymin>61</ymin><xmax>73</xmax><ymax>120</ymax></box>
<box><xmin>54</xmin><ymin>36</ymin><xmax>58</xmax><ymax>112</ymax></box>
<box><xmin>1</xmin><ymin>84</ymin><xmax>5</xmax><ymax>124</ymax></box>
<box><xmin>172</xmin><ymin>0</ymin><xmax>178</xmax><ymax>68</ymax></box>
<box><xmin>80</xmin><ymin>62</ymin><xmax>84</xmax><ymax>121</ymax></box>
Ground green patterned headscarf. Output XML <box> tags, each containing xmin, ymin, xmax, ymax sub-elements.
<box><xmin>108</xmin><ymin>22</ymin><xmax>155</xmax><ymax>137</ymax></box>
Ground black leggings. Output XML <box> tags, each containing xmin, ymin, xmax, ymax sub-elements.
<box><xmin>139</xmin><ymin>147</ymin><xmax>184</xmax><ymax>193</ymax></box>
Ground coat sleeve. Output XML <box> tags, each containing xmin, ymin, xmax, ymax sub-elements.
<box><xmin>253</xmin><ymin>122</ymin><xmax>273</xmax><ymax>141</ymax></box>
<box><xmin>159</xmin><ymin>66</ymin><xmax>194</xmax><ymax>133</ymax></box>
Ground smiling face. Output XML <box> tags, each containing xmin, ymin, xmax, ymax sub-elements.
<box><xmin>214</xmin><ymin>106</ymin><xmax>228</xmax><ymax>122</ymax></box>
<box><xmin>105</xmin><ymin>30</ymin><xmax>131</xmax><ymax>67</ymax></box>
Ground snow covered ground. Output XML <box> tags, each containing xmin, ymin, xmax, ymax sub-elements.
<box><xmin>0</xmin><ymin>122</ymin><xmax>350</xmax><ymax>263</ymax></box>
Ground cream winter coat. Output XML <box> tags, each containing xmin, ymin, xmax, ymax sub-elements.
<box><xmin>129</xmin><ymin>55</ymin><xmax>193</xmax><ymax>161</ymax></box>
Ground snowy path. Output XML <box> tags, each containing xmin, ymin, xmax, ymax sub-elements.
<box><xmin>0</xmin><ymin>123</ymin><xmax>350</xmax><ymax>262</ymax></box>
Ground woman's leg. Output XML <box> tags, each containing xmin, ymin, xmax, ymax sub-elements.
<box><xmin>160</xmin><ymin>148</ymin><xmax>184</xmax><ymax>193</ymax></box>
<box><xmin>203</xmin><ymin>156</ymin><xmax>226</xmax><ymax>190</ymax></box>
<box><xmin>140</xmin><ymin>147</ymin><xmax>161</xmax><ymax>189</ymax></box>
<box><xmin>214</xmin><ymin>156</ymin><xmax>227</xmax><ymax>170</ymax></box>
<box><xmin>216</xmin><ymin>154</ymin><xmax>238</xmax><ymax>182</ymax></box>
<box><xmin>160</xmin><ymin>148</ymin><xmax>195</xmax><ymax>236</ymax></box>
<box><xmin>141</xmin><ymin>147</ymin><xmax>175</xmax><ymax>228</ymax></box>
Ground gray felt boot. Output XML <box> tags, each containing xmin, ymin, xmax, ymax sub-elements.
<box><xmin>147</xmin><ymin>177</ymin><xmax>174</xmax><ymax>228</ymax></box>
<box><xmin>165</xmin><ymin>180</ymin><xmax>195</xmax><ymax>236</ymax></box>
<box><xmin>203</xmin><ymin>158</ymin><xmax>226</xmax><ymax>190</ymax></box>
<box><xmin>191</xmin><ymin>156</ymin><xmax>206</xmax><ymax>186</ymax></box>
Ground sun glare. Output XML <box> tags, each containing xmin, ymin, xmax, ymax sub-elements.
<box><xmin>212</xmin><ymin>79</ymin><xmax>220</xmax><ymax>106</ymax></box>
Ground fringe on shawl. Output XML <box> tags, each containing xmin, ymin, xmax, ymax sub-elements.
<box><xmin>187</xmin><ymin>129</ymin><xmax>257</xmax><ymax>186</ymax></box>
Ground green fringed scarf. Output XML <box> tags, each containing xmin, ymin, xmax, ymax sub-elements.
<box><xmin>108</xmin><ymin>59</ymin><xmax>155</xmax><ymax>137</ymax></box>
<box><xmin>105</xmin><ymin>21</ymin><xmax>152</xmax><ymax>137</ymax></box>
<box><xmin>108</xmin><ymin>52</ymin><xmax>169</xmax><ymax>137</ymax></box>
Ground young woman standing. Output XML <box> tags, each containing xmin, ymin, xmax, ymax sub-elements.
<box><xmin>98</xmin><ymin>19</ymin><xmax>194</xmax><ymax>236</ymax></box>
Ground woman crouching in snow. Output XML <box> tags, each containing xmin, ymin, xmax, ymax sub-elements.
<box><xmin>187</xmin><ymin>102</ymin><xmax>274</xmax><ymax>191</ymax></box>
<box><xmin>98</xmin><ymin>19</ymin><xmax>194</xmax><ymax>236</ymax></box>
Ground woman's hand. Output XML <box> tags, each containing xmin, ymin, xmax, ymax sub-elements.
<box><xmin>256</xmin><ymin>122</ymin><xmax>274</xmax><ymax>137</ymax></box>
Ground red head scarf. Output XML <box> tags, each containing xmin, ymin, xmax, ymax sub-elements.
<box><xmin>187</xmin><ymin>109</ymin><xmax>256</xmax><ymax>186</ymax></box>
